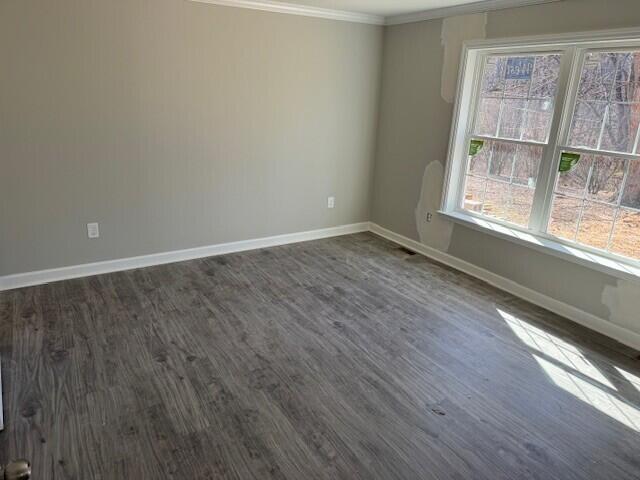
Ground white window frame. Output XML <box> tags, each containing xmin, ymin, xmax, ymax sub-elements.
<box><xmin>441</xmin><ymin>28</ymin><xmax>640</xmax><ymax>281</ymax></box>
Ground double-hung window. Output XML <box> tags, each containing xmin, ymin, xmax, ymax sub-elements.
<box><xmin>442</xmin><ymin>30</ymin><xmax>640</xmax><ymax>272</ymax></box>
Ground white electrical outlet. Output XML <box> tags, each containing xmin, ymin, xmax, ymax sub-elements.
<box><xmin>87</xmin><ymin>222</ymin><xmax>100</xmax><ymax>239</ymax></box>
<box><xmin>327</xmin><ymin>196</ymin><xmax>335</xmax><ymax>209</ymax></box>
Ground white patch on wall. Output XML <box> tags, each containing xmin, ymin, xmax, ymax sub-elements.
<box><xmin>441</xmin><ymin>13</ymin><xmax>487</xmax><ymax>104</ymax></box>
<box><xmin>602</xmin><ymin>279</ymin><xmax>640</xmax><ymax>333</ymax></box>
<box><xmin>415</xmin><ymin>161</ymin><xmax>454</xmax><ymax>252</ymax></box>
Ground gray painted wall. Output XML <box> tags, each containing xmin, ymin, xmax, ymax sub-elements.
<box><xmin>371</xmin><ymin>0</ymin><xmax>640</xmax><ymax>337</ymax></box>
<box><xmin>2</xmin><ymin>0</ymin><xmax>639</xmax><ymax>339</ymax></box>
<box><xmin>0</xmin><ymin>0</ymin><xmax>382</xmax><ymax>275</ymax></box>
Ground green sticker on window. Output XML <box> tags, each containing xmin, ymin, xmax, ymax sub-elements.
<box><xmin>469</xmin><ymin>139</ymin><xmax>484</xmax><ymax>156</ymax></box>
<box><xmin>559</xmin><ymin>152</ymin><xmax>581</xmax><ymax>172</ymax></box>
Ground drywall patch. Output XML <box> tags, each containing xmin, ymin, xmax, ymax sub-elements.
<box><xmin>441</xmin><ymin>13</ymin><xmax>487</xmax><ymax>103</ymax></box>
<box><xmin>415</xmin><ymin>161</ymin><xmax>454</xmax><ymax>252</ymax></box>
<box><xmin>602</xmin><ymin>279</ymin><xmax>640</xmax><ymax>333</ymax></box>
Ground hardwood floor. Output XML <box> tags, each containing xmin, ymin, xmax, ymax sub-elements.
<box><xmin>1</xmin><ymin>232</ymin><xmax>639</xmax><ymax>479</ymax></box>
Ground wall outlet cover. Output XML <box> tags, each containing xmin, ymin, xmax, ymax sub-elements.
<box><xmin>87</xmin><ymin>223</ymin><xmax>100</xmax><ymax>239</ymax></box>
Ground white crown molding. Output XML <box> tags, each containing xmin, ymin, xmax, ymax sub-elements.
<box><xmin>189</xmin><ymin>0</ymin><xmax>385</xmax><ymax>25</ymax></box>
<box><xmin>189</xmin><ymin>0</ymin><xmax>562</xmax><ymax>26</ymax></box>
<box><xmin>386</xmin><ymin>0</ymin><xmax>562</xmax><ymax>25</ymax></box>
<box><xmin>369</xmin><ymin>223</ymin><xmax>640</xmax><ymax>352</ymax></box>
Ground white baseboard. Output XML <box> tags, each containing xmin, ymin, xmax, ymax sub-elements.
<box><xmin>2</xmin><ymin>220</ymin><xmax>637</xmax><ymax>351</ymax></box>
<box><xmin>369</xmin><ymin>222</ymin><xmax>640</xmax><ymax>352</ymax></box>
<box><xmin>0</xmin><ymin>222</ymin><xmax>369</xmax><ymax>292</ymax></box>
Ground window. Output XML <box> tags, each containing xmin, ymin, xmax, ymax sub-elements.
<box><xmin>443</xmin><ymin>32</ymin><xmax>640</xmax><ymax>267</ymax></box>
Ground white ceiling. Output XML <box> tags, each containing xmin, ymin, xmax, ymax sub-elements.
<box><xmin>279</xmin><ymin>0</ymin><xmax>483</xmax><ymax>17</ymax></box>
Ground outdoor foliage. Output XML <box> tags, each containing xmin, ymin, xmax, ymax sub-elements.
<box><xmin>464</xmin><ymin>51</ymin><xmax>640</xmax><ymax>261</ymax></box>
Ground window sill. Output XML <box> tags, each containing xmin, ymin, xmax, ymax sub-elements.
<box><xmin>439</xmin><ymin>210</ymin><xmax>640</xmax><ymax>283</ymax></box>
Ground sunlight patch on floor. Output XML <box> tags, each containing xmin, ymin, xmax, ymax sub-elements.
<box><xmin>534</xmin><ymin>355</ymin><xmax>640</xmax><ymax>432</ymax></box>
<box><xmin>498</xmin><ymin>308</ymin><xmax>640</xmax><ymax>432</ymax></box>
<box><xmin>616</xmin><ymin>367</ymin><xmax>640</xmax><ymax>393</ymax></box>
<box><xmin>498</xmin><ymin>309</ymin><xmax>615</xmax><ymax>389</ymax></box>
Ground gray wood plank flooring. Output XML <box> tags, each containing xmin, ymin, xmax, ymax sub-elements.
<box><xmin>1</xmin><ymin>232</ymin><xmax>639</xmax><ymax>479</ymax></box>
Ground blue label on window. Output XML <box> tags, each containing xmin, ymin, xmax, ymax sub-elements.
<box><xmin>505</xmin><ymin>57</ymin><xmax>535</xmax><ymax>80</ymax></box>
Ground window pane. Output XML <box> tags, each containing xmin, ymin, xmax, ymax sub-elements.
<box><xmin>610</xmin><ymin>209</ymin><xmax>640</xmax><ymax>260</ymax></box>
<box><xmin>568</xmin><ymin>50</ymin><xmax>640</xmax><ymax>153</ymax></box>
<box><xmin>498</xmin><ymin>99</ymin><xmax>527</xmax><ymax>139</ymax></box>
<box><xmin>600</xmin><ymin>103</ymin><xmax>640</xmax><ymax>153</ymax></box>
<box><xmin>567</xmin><ymin>101</ymin><xmax>606</xmax><ymax>149</ymax></box>
<box><xmin>506</xmin><ymin>185</ymin><xmax>535</xmax><ymax>226</ymax></box>
<box><xmin>462</xmin><ymin>140</ymin><xmax>541</xmax><ymax>227</ymax></box>
<box><xmin>530</xmin><ymin>55</ymin><xmax>562</xmax><ymax>99</ymax></box>
<box><xmin>621</xmin><ymin>161</ymin><xmax>640</xmax><ymax>209</ymax></box>
<box><xmin>548</xmin><ymin>195</ymin><xmax>582</xmax><ymax>241</ymax></box>
<box><xmin>577</xmin><ymin>52</ymin><xmax>617</xmax><ymax>101</ymax></box>
<box><xmin>481</xmin><ymin>57</ymin><xmax>506</xmax><ymax>96</ymax></box>
<box><xmin>554</xmin><ymin>153</ymin><xmax>625</xmax><ymax>204</ymax></box>
<box><xmin>482</xmin><ymin>180</ymin><xmax>531</xmax><ymax>223</ymax></box>
<box><xmin>504</xmin><ymin>74</ymin><xmax>531</xmax><ymax>98</ymax></box>
<box><xmin>512</xmin><ymin>144</ymin><xmax>542</xmax><ymax>187</ymax></box>
<box><xmin>462</xmin><ymin>176</ymin><xmax>486</xmax><ymax>213</ymax></box>
<box><xmin>575</xmin><ymin>202</ymin><xmax>616</xmax><ymax>250</ymax></box>
<box><xmin>467</xmin><ymin>142</ymin><xmax>490</xmax><ymax>176</ymax></box>
<box><xmin>476</xmin><ymin>97</ymin><xmax>501</xmax><ymax>136</ymax></box>
<box><xmin>548</xmin><ymin>151</ymin><xmax>640</xmax><ymax>261</ymax></box>
<box><xmin>586</xmin><ymin>156</ymin><xmax>626</xmax><ymax>204</ymax></box>
<box><xmin>555</xmin><ymin>154</ymin><xmax>592</xmax><ymax>197</ymax></box>
<box><xmin>474</xmin><ymin>54</ymin><xmax>561</xmax><ymax>142</ymax></box>
<box><xmin>488</xmin><ymin>142</ymin><xmax>516</xmax><ymax>180</ymax></box>
<box><xmin>612</xmin><ymin>52</ymin><xmax>640</xmax><ymax>103</ymax></box>
<box><xmin>523</xmin><ymin>100</ymin><xmax>555</xmax><ymax>143</ymax></box>
<box><xmin>483</xmin><ymin>180</ymin><xmax>510</xmax><ymax>220</ymax></box>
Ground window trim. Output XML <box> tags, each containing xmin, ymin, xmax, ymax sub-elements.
<box><xmin>439</xmin><ymin>209</ymin><xmax>640</xmax><ymax>283</ymax></box>
<box><xmin>441</xmin><ymin>28</ymin><xmax>640</xmax><ymax>279</ymax></box>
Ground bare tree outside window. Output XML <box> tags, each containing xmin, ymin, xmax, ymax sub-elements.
<box><xmin>464</xmin><ymin>53</ymin><xmax>561</xmax><ymax>227</ymax></box>
<box><xmin>448</xmin><ymin>39</ymin><xmax>640</xmax><ymax>266</ymax></box>
<box><xmin>550</xmin><ymin>51</ymin><xmax>640</xmax><ymax>260</ymax></box>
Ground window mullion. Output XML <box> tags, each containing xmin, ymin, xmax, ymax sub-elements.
<box><xmin>520</xmin><ymin>56</ymin><xmax>538</xmax><ymax>142</ymax></box>
<box><xmin>605</xmin><ymin>160</ymin><xmax>631</xmax><ymax>251</ymax></box>
<box><xmin>554</xmin><ymin>145</ymin><xmax>640</xmax><ymax>161</ymax></box>
<box><xmin>529</xmin><ymin>46</ymin><xmax>583</xmax><ymax>233</ymax></box>
<box><xmin>470</xmin><ymin>134</ymin><xmax>547</xmax><ymax>148</ymax></box>
<box><xmin>633</xmin><ymin>116</ymin><xmax>640</xmax><ymax>155</ymax></box>
<box><xmin>596</xmin><ymin>57</ymin><xmax>621</xmax><ymax>150</ymax></box>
